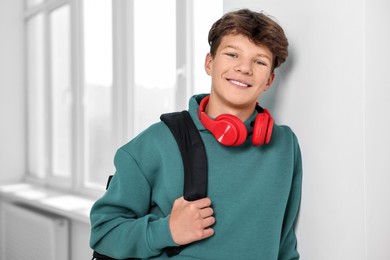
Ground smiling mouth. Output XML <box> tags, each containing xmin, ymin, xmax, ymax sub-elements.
<box><xmin>228</xmin><ymin>79</ymin><xmax>251</xmax><ymax>88</ymax></box>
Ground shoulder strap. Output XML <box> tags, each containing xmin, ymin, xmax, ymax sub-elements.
<box><xmin>92</xmin><ymin>251</ymin><xmax>139</xmax><ymax>260</ymax></box>
<box><xmin>160</xmin><ymin>110</ymin><xmax>208</xmax><ymax>201</ymax></box>
<box><xmin>160</xmin><ymin>110</ymin><xmax>208</xmax><ymax>257</ymax></box>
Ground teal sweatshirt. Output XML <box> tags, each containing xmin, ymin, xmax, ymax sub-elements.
<box><xmin>90</xmin><ymin>94</ymin><xmax>302</xmax><ymax>259</ymax></box>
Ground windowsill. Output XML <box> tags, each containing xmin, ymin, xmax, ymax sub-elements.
<box><xmin>0</xmin><ymin>182</ymin><xmax>95</xmax><ymax>224</ymax></box>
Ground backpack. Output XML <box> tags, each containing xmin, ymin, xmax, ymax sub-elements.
<box><xmin>92</xmin><ymin>110</ymin><xmax>208</xmax><ymax>260</ymax></box>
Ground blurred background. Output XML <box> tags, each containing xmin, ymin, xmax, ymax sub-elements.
<box><xmin>0</xmin><ymin>0</ymin><xmax>389</xmax><ymax>259</ymax></box>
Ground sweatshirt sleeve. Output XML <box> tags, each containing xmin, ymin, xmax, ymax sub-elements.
<box><xmin>278</xmin><ymin>133</ymin><xmax>303</xmax><ymax>260</ymax></box>
<box><xmin>89</xmin><ymin>148</ymin><xmax>178</xmax><ymax>259</ymax></box>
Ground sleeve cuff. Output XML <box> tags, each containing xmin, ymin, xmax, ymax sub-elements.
<box><xmin>148</xmin><ymin>215</ymin><xmax>179</xmax><ymax>252</ymax></box>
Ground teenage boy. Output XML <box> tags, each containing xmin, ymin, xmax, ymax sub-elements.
<box><xmin>90</xmin><ymin>8</ymin><xmax>302</xmax><ymax>260</ymax></box>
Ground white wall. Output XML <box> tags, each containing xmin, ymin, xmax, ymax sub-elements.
<box><xmin>0</xmin><ymin>0</ymin><xmax>25</xmax><ymax>184</ymax></box>
<box><xmin>224</xmin><ymin>0</ymin><xmax>390</xmax><ymax>259</ymax></box>
<box><xmin>365</xmin><ymin>0</ymin><xmax>390</xmax><ymax>258</ymax></box>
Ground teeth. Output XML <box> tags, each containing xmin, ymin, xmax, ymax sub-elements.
<box><xmin>230</xmin><ymin>80</ymin><xmax>249</xmax><ymax>87</ymax></box>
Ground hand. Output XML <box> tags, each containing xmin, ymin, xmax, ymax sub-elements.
<box><xmin>169</xmin><ymin>196</ymin><xmax>215</xmax><ymax>245</ymax></box>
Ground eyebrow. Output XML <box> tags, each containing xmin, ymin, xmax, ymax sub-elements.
<box><xmin>224</xmin><ymin>45</ymin><xmax>272</xmax><ymax>61</ymax></box>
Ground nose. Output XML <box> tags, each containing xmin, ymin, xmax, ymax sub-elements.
<box><xmin>234</xmin><ymin>59</ymin><xmax>252</xmax><ymax>75</ymax></box>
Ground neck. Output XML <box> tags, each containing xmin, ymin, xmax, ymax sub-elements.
<box><xmin>205</xmin><ymin>96</ymin><xmax>256</xmax><ymax>122</ymax></box>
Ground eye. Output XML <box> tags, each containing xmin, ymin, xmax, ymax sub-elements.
<box><xmin>225</xmin><ymin>53</ymin><xmax>237</xmax><ymax>58</ymax></box>
<box><xmin>255</xmin><ymin>60</ymin><xmax>267</xmax><ymax>66</ymax></box>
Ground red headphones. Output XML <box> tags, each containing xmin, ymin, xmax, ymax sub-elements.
<box><xmin>198</xmin><ymin>95</ymin><xmax>274</xmax><ymax>146</ymax></box>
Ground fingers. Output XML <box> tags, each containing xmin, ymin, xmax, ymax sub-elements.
<box><xmin>169</xmin><ymin>197</ymin><xmax>216</xmax><ymax>245</ymax></box>
<box><xmin>192</xmin><ymin>197</ymin><xmax>212</xmax><ymax>209</ymax></box>
<box><xmin>202</xmin><ymin>215</ymin><xmax>216</xmax><ymax>229</ymax></box>
<box><xmin>202</xmin><ymin>227</ymin><xmax>215</xmax><ymax>239</ymax></box>
<box><xmin>191</xmin><ymin>218</ymin><xmax>215</xmax><ymax>242</ymax></box>
<box><xmin>200</xmin><ymin>206</ymin><xmax>214</xmax><ymax>219</ymax></box>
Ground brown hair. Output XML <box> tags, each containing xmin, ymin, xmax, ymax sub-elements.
<box><xmin>208</xmin><ymin>9</ymin><xmax>289</xmax><ymax>70</ymax></box>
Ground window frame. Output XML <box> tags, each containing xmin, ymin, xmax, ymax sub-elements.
<box><xmin>24</xmin><ymin>0</ymin><xmax>216</xmax><ymax>197</ymax></box>
<box><xmin>24</xmin><ymin>0</ymin><xmax>74</xmax><ymax>191</ymax></box>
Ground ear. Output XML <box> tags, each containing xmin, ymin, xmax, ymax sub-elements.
<box><xmin>264</xmin><ymin>72</ymin><xmax>275</xmax><ymax>91</ymax></box>
<box><xmin>204</xmin><ymin>53</ymin><xmax>213</xmax><ymax>76</ymax></box>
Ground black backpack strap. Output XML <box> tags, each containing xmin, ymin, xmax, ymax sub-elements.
<box><xmin>160</xmin><ymin>110</ymin><xmax>208</xmax><ymax>201</ymax></box>
<box><xmin>160</xmin><ymin>110</ymin><xmax>208</xmax><ymax>257</ymax></box>
<box><xmin>105</xmin><ymin>175</ymin><xmax>113</xmax><ymax>190</ymax></box>
<box><xmin>92</xmin><ymin>251</ymin><xmax>139</xmax><ymax>260</ymax></box>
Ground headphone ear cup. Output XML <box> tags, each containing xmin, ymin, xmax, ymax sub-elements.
<box><xmin>213</xmin><ymin>114</ymin><xmax>247</xmax><ymax>146</ymax></box>
<box><xmin>265</xmin><ymin>116</ymin><xmax>274</xmax><ymax>145</ymax></box>
<box><xmin>252</xmin><ymin>113</ymin><xmax>268</xmax><ymax>146</ymax></box>
<box><xmin>252</xmin><ymin>111</ymin><xmax>274</xmax><ymax>146</ymax></box>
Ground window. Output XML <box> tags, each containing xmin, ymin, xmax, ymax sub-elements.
<box><xmin>193</xmin><ymin>1</ymin><xmax>223</xmax><ymax>94</ymax></box>
<box><xmin>82</xmin><ymin>0</ymin><xmax>115</xmax><ymax>188</ymax></box>
<box><xmin>26</xmin><ymin>13</ymin><xmax>45</xmax><ymax>179</ymax></box>
<box><xmin>133</xmin><ymin>0</ymin><xmax>176</xmax><ymax>135</ymax></box>
<box><xmin>49</xmin><ymin>5</ymin><xmax>71</xmax><ymax>179</ymax></box>
<box><xmin>25</xmin><ymin>0</ymin><xmax>222</xmax><ymax>194</ymax></box>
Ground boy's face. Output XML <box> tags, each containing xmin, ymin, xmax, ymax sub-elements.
<box><xmin>205</xmin><ymin>34</ymin><xmax>275</xmax><ymax>110</ymax></box>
